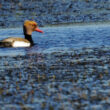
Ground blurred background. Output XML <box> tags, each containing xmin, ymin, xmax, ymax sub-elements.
<box><xmin>0</xmin><ymin>0</ymin><xmax>110</xmax><ymax>28</ymax></box>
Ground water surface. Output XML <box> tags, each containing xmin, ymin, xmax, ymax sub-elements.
<box><xmin>0</xmin><ymin>24</ymin><xmax>110</xmax><ymax>110</ymax></box>
<box><xmin>0</xmin><ymin>24</ymin><xmax>110</xmax><ymax>55</ymax></box>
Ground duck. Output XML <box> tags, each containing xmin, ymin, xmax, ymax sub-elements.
<box><xmin>0</xmin><ymin>20</ymin><xmax>43</xmax><ymax>47</ymax></box>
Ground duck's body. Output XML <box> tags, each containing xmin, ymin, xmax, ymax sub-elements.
<box><xmin>0</xmin><ymin>20</ymin><xmax>43</xmax><ymax>48</ymax></box>
<box><xmin>0</xmin><ymin>37</ymin><xmax>30</xmax><ymax>47</ymax></box>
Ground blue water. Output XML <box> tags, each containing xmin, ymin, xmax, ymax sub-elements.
<box><xmin>0</xmin><ymin>24</ymin><xmax>110</xmax><ymax>55</ymax></box>
<box><xmin>0</xmin><ymin>24</ymin><xmax>110</xmax><ymax>110</ymax></box>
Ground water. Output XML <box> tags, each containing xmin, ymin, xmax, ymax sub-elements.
<box><xmin>0</xmin><ymin>24</ymin><xmax>110</xmax><ymax>56</ymax></box>
<box><xmin>0</xmin><ymin>24</ymin><xmax>110</xmax><ymax>110</ymax></box>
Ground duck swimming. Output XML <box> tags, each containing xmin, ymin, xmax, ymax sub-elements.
<box><xmin>0</xmin><ymin>20</ymin><xmax>43</xmax><ymax>47</ymax></box>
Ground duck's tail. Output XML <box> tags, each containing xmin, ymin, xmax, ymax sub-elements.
<box><xmin>0</xmin><ymin>41</ymin><xmax>12</xmax><ymax>47</ymax></box>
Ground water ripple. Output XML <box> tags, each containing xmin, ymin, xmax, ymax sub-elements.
<box><xmin>0</xmin><ymin>25</ymin><xmax>110</xmax><ymax>109</ymax></box>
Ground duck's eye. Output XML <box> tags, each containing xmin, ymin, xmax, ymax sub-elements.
<box><xmin>33</xmin><ymin>23</ymin><xmax>37</xmax><ymax>26</ymax></box>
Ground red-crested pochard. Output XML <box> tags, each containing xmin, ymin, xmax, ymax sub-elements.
<box><xmin>0</xmin><ymin>20</ymin><xmax>43</xmax><ymax>47</ymax></box>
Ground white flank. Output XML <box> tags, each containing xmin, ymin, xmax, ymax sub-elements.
<box><xmin>13</xmin><ymin>41</ymin><xmax>31</xmax><ymax>47</ymax></box>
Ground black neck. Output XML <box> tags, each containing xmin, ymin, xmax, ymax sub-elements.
<box><xmin>25</xmin><ymin>34</ymin><xmax>34</xmax><ymax>46</ymax></box>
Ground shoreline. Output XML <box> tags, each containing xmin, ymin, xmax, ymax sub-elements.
<box><xmin>45</xmin><ymin>21</ymin><xmax>110</xmax><ymax>28</ymax></box>
<box><xmin>0</xmin><ymin>21</ymin><xmax>110</xmax><ymax>30</ymax></box>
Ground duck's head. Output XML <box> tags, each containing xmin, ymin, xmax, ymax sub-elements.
<box><xmin>23</xmin><ymin>20</ymin><xmax>43</xmax><ymax>35</ymax></box>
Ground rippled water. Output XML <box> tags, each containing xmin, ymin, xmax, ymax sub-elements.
<box><xmin>0</xmin><ymin>24</ymin><xmax>110</xmax><ymax>55</ymax></box>
<box><xmin>0</xmin><ymin>24</ymin><xmax>110</xmax><ymax>110</ymax></box>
